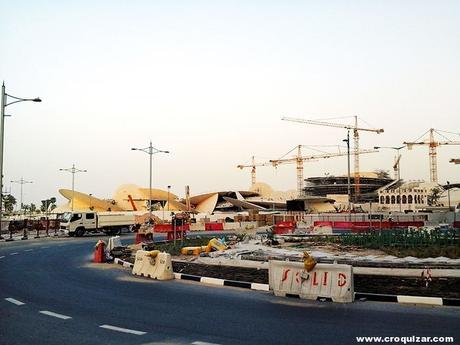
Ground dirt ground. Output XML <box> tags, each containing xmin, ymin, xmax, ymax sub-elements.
<box><xmin>173</xmin><ymin>261</ymin><xmax>268</xmax><ymax>284</ymax></box>
<box><xmin>287</xmin><ymin>242</ymin><xmax>386</xmax><ymax>256</ymax></box>
<box><xmin>171</xmin><ymin>261</ymin><xmax>460</xmax><ymax>299</ymax></box>
<box><xmin>354</xmin><ymin>275</ymin><xmax>460</xmax><ymax>299</ymax></box>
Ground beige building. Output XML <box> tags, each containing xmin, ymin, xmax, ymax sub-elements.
<box><xmin>55</xmin><ymin>182</ymin><xmax>334</xmax><ymax>214</ymax></box>
<box><xmin>377</xmin><ymin>180</ymin><xmax>439</xmax><ymax>211</ymax></box>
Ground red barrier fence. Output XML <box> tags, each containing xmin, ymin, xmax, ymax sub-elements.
<box><xmin>313</xmin><ymin>220</ymin><xmax>425</xmax><ymax>232</ymax></box>
<box><xmin>274</xmin><ymin>221</ymin><xmax>296</xmax><ymax>234</ymax></box>
<box><xmin>153</xmin><ymin>224</ymin><xmax>189</xmax><ymax>241</ymax></box>
<box><xmin>205</xmin><ymin>222</ymin><xmax>224</xmax><ymax>231</ymax></box>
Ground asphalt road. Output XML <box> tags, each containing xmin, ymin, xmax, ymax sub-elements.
<box><xmin>0</xmin><ymin>235</ymin><xmax>459</xmax><ymax>345</ymax></box>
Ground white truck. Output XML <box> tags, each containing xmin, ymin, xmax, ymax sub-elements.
<box><xmin>60</xmin><ymin>211</ymin><xmax>138</xmax><ymax>237</ymax></box>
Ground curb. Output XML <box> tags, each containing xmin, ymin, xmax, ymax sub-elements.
<box><xmin>112</xmin><ymin>258</ymin><xmax>457</xmax><ymax>305</ymax></box>
<box><xmin>112</xmin><ymin>258</ymin><xmax>269</xmax><ymax>292</ymax></box>
<box><xmin>114</xmin><ymin>258</ymin><xmax>134</xmax><ymax>269</ymax></box>
<box><xmin>355</xmin><ymin>292</ymin><xmax>460</xmax><ymax>306</ymax></box>
<box><xmin>174</xmin><ymin>272</ymin><xmax>270</xmax><ymax>292</ymax></box>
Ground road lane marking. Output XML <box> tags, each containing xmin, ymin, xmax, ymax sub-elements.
<box><xmin>24</xmin><ymin>249</ymin><xmax>34</xmax><ymax>252</ymax></box>
<box><xmin>0</xmin><ymin>256</ymin><xmax>5</xmax><ymax>259</ymax></box>
<box><xmin>40</xmin><ymin>246</ymin><xmax>49</xmax><ymax>249</ymax></box>
<box><xmin>10</xmin><ymin>252</ymin><xmax>19</xmax><ymax>256</ymax></box>
<box><xmin>192</xmin><ymin>342</ymin><xmax>221</xmax><ymax>345</ymax></box>
<box><xmin>99</xmin><ymin>324</ymin><xmax>146</xmax><ymax>335</ymax></box>
<box><xmin>5</xmin><ymin>298</ymin><xmax>25</xmax><ymax>306</ymax></box>
<box><xmin>39</xmin><ymin>311</ymin><xmax>72</xmax><ymax>320</ymax></box>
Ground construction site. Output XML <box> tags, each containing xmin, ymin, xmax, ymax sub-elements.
<box><xmin>3</xmin><ymin>116</ymin><xmax>459</xmax><ymax>306</ymax></box>
<box><xmin>2</xmin><ymin>3</ymin><xmax>460</xmax><ymax>344</ymax></box>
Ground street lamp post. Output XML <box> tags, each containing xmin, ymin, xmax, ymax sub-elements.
<box><xmin>374</xmin><ymin>146</ymin><xmax>405</xmax><ymax>212</ymax></box>
<box><xmin>131</xmin><ymin>141</ymin><xmax>169</xmax><ymax>223</ymax></box>
<box><xmin>0</xmin><ymin>82</ymin><xmax>41</xmax><ymax>240</ymax></box>
<box><xmin>59</xmin><ymin>164</ymin><xmax>87</xmax><ymax>211</ymax></box>
<box><xmin>11</xmin><ymin>177</ymin><xmax>33</xmax><ymax>213</ymax></box>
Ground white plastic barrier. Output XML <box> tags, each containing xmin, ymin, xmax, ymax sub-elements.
<box><xmin>107</xmin><ymin>236</ymin><xmax>122</xmax><ymax>252</ymax></box>
<box><xmin>132</xmin><ymin>250</ymin><xmax>174</xmax><ymax>280</ymax></box>
<box><xmin>189</xmin><ymin>223</ymin><xmax>203</xmax><ymax>231</ymax></box>
<box><xmin>269</xmin><ymin>260</ymin><xmax>354</xmax><ymax>303</ymax></box>
<box><xmin>311</xmin><ymin>225</ymin><xmax>333</xmax><ymax>235</ymax></box>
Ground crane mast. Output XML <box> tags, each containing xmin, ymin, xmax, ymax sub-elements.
<box><xmin>393</xmin><ymin>154</ymin><xmax>402</xmax><ymax>180</ymax></box>
<box><xmin>237</xmin><ymin>156</ymin><xmax>272</xmax><ymax>187</ymax></box>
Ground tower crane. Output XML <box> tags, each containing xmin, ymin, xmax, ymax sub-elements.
<box><xmin>237</xmin><ymin>156</ymin><xmax>272</xmax><ymax>187</ymax></box>
<box><xmin>393</xmin><ymin>155</ymin><xmax>402</xmax><ymax>180</ymax></box>
<box><xmin>404</xmin><ymin>128</ymin><xmax>460</xmax><ymax>183</ymax></box>
<box><xmin>282</xmin><ymin>116</ymin><xmax>384</xmax><ymax>198</ymax></box>
<box><xmin>269</xmin><ymin>145</ymin><xmax>378</xmax><ymax>196</ymax></box>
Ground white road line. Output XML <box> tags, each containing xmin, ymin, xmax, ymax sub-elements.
<box><xmin>10</xmin><ymin>252</ymin><xmax>19</xmax><ymax>256</ymax></box>
<box><xmin>0</xmin><ymin>256</ymin><xmax>5</xmax><ymax>259</ymax></box>
<box><xmin>39</xmin><ymin>310</ymin><xmax>72</xmax><ymax>320</ymax></box>
<box><xmin>5</xmin><ymin>298</ymin><xmax>25</xmax><ymax>306</ymax></box>
<box><xmin>192</xmin><ymin>341</ymin><xmax>221</xmax><ymax>345</ymax></box>
<box><xmin>99</xmin><ymin>324</ymin><xmax>146</xmax><ymax>335</ymax></box>
<box><xmin>24</xmin><ymin>249</ymin><xmax>34</xmax><ymax>252</ymax></box>
<box><xmin>40</xmin><ymin>246</ymin><xmax>49</xmax><ymax>249</ymax></box>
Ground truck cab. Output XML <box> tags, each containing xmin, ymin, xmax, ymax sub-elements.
<box><xmin>60</xmin><ymin>212</ymin><xmax>97</xmax><ymax>237</ymax></box>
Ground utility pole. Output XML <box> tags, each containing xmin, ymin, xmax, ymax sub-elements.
<box><xmin>132</xmin><ymin>141</ymin><xmax>169</xmax><ymax>222</ymax></box>
<box><xmin>447</xmin><ymin>181</ymin><xmax>451</xmax><ymax>211</ymax></box>
<box><xmin>11</xmin><ymin>177</ymin><xmax>33</xmax><ymax>212</ymax></box>
<box><xmin>59</xmin><ymin>164</ymin><xmax>87</xmax><ymax>211</ymax></box>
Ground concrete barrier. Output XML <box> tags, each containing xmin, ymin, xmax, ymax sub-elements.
<box><xmin>269</xmin><ymin>260</ymin><xmax>354</xmax><ymax>303</ymax></box>
<box><xmin>132</xmin><ymin>250</ymin><xmax>174</xmax><ymax>280</ymax></box>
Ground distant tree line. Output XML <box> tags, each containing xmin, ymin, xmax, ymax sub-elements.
<box><xmin>1</xmin><ymin>195</ymin><xmax>57</xmax><ymax>215</ymax></box>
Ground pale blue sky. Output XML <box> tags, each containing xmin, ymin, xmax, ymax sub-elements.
<box><xmin>1</xmin><ymin>1</ymin><xmax>459</xmax><ymax>205</ymax></box>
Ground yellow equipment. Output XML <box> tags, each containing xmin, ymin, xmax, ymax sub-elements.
<box><xmin>206</xmin><ymin>238</ymin><xmax>228</xmax><ymax>252</ymax></box>
<box><xmin>180</xmin><ymin>247</ymin><xmax>203</xmax><ymax>255</ymax></box>
<box><xmin>180</xmin><ymin>238</ymin><xmax>228</xmax><ymax>255</ymax></box>
<box><xmin>303</xmin><ymin>251</ymin><xmax>317</xmax><ymax>272</ymax></box>
<box><xmin>146</xmin><ymin>250</ymin><xmax>160</xmax><ymax>258</ymax></box>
